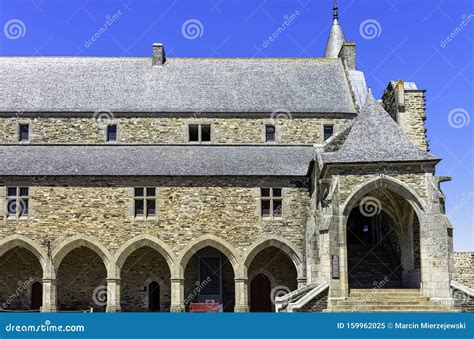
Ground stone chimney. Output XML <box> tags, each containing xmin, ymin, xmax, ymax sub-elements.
<box><xmin>338</xmin><ymin>42</ymin><xmax>356</xmax><ymax>70</ymax></box>
<box><xmin>382</xmin><ymin>80</ymin><xmax>429</xmax><ymax>151</ymax></box>
<box><xmin>152</xmin><ymin>43</ymin><xmax>166</xmax><ymax>66</ymax></box>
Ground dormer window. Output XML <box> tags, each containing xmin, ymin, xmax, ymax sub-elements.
<box><xmin>265</xmin><ymin>125</ymin><xmax>276</xmax><ymax>142</ymax></box>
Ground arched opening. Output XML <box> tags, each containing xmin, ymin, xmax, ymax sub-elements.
<box><xmin>250</xmin><ymin>273</ymin><xmax>272</xmax><ymax>312</ymax></box>
<box><xmin>247</xmin><ymin>246</ymin><xmax>298</xmax><ymax>312</ymax></box>
<box><xmin>148</xmin><ymin>281</ymin><xmax>160</xmax><ymax>312</ymax></box>
<box><xmin>346</xmin><ymin>187</ymin><xmax>421</xmax><ymax>289</ymax></box>
<box><xmin>31</xmin><ymin>282</ymin><xmax>43</xmax><ymax>310</ymax></box>
<box><xmin>120</xmin><ymin>247</ymin><xmax>171</xmax><ymax>312</ymax></box>
<box><xmin>183</xmin><ymin>246</ymin><xmax>235</xmax><ymax>312</ymax></box>
<box><xmin>56</xmin><ymin>247</ymin><xmax>107</xmax><ymax>312</ymax></box>
<box><xmin>0</xmin><ymin>247</ymin><xmax>43</xmax><ymax>311</ymax></box>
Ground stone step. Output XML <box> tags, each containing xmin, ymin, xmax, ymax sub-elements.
<box><xmin>343</xmin><ymin>296</ymin><xmax>430</xmax><ymax>302</ymax></box>
<box><xmin>329</xmin><ymin>305</ymin><xmax>453</xmax><ymax>311</ymax></box>
<box><xmin>350</xmin><ymin>288</ymin><xmax>420</xmax><ymax>293</ymax></box>
<box><xmin>338</xmin><ymin>300</ymin><xmax>432</xmax><ymax>306</ymax></box>
<box><xmin>325</xmin><ymin>307</ymin><xmax>457</xmax><ymax>312</ymax></box>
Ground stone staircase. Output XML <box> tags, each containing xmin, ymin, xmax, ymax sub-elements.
<box><xmin>348</xmin><ymin>244</ymin><xmax>402</xmax><ymax>288</ymax></box>
<box><xmin>328</xmin><ymin>289</ymin><xmax>457</xmax><ymax>312</ymax></box>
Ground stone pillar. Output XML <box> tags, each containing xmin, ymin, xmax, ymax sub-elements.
<box><xmin>41</xmin><ymin>276</ymin><xmax>57</xmax><ymax>312</ymax></box>
<box><xmin>106</xmin><ymin>278</ymin><xmax>121</xmax><ymax>312</ymax></box>
<box><xmin>234</xmin><ymin>278</ymin><xmax>249</xmax><ymax>312</ymax></box>
<box><xmin>170</xmin><ymin>278</ymin><xmax>185</xmax><ymax>312</ymax></box>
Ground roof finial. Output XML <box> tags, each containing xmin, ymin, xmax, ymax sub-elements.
<box><xmin>333</xmin><ymin>0</ymin><xmax>339</xmax><ymax>20</ymax></box>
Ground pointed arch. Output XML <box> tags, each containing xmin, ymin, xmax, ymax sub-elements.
<box><xmin>176</xmin><ymin>235</ymin><xmax>240</xmax><ymax>278</ymax></box>
<box><xmin>243</xmin><ymin>236</ymin><xmax>304</xmax><ymax>278</ymax></box>
<box><xmin>342</xmin><ymin>175</ymin><xmax>426</xmax><ymax>219</ymax></box>
<box><xmin>114</xmin><ymin>235</ymin><xmax>175</xmax><ymax>276</ymax></box>
<box><xmin>52</xmin><ymin>234</ymin><xmax>112</xmax><ymax>277</ymax></box>
<box><xmin>0</xmin><ymin>235</ymin><xmax>48</xmax><ymax>273</ymax></box>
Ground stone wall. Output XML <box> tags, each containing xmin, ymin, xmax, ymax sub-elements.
<box><xmin>120</xmin><ymin>247</ymin><xmax>171</xmax><ymax>312</ymax></box>
<box><xmin>454</xmin><ymin>252</ymin><xmax>474</xmax><ymax>288</ymax></box>
<box><xmin>0</xmin><ymin>248</ymin><xmax>42</xmax><ymax>311</ymax></box>
<box><xmin>381</xmin><ymin>81</ymin><xmax>428</xmax><ymax>151</ymax></box>
<box><xmin>0</xmin><ymin>117</ymin><xmax>350</xmax><ymax>145</ymax></box>
<box><xmin>56</xmin><ymin>247</ymin><xmax>107</xmax><ymax>312</ymax></box>
<box><xmin>0</xmin><ymin>176</ymin><xmax>309</xmax><ymax>259</ymax></box>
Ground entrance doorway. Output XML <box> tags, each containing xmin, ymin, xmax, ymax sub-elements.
<box><xmin>148</xmin><ymin>281</ymin><xmax>160</xmax><ymax>311</ymax></box>
<box><xmin>31</xmin><ymin>281</ymin><xmax>42</xmax><ymax>310</ymax></box>
<box><xmin>250</xmin><ymin>273</ymin><xmax>272</xmax><ymax>312</ymax></box>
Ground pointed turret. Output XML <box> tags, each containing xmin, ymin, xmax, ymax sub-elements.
<box><xmin>324</xmin><ymin>0</ymin><xmax>346</xmax><ymax>58</ymax></box>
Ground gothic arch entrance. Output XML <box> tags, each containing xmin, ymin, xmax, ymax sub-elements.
<box><xmin>31</xmin><ymin>281</ymin><xmax>43</xmax><ymax>310</ymax></box>
<box><xmin>345</xmin><ymin>184</ymin><xmax>421</xmax><ymax>289</ymax></box>
<box><xmin>250</xmin><ymin>273</ymin><xmax>272</xmax><ymax>312</ymax></box>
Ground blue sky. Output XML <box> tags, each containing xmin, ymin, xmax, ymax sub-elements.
<box><xmin>0</xmin><ymin>0</ymin><xmax>473</xmax><ymax>250</ymax></box>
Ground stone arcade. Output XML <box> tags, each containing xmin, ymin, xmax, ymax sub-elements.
<box><xmin>0</xmin><ymin>2</ymin><xmax>469</xmax><ymax>312</ymax></box>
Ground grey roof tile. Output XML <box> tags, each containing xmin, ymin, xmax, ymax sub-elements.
<box><xmin>0</xmin><ymin>144</ymin><xmax>315</xmax><ymax>176</ymax></box>
<box><xmin>322</xmin><ymin>91</ymin><xmax>439</xmax><ymax>164</ymax></box>
<box><xmin>0</xmin><ymin>57</ymin><xmax>356</xmax><ymax>114</ymax></box>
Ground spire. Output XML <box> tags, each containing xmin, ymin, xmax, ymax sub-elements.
<box><xmin>324</xmin><ymin>0</ymin><xmax>346</xmax><ymax>58</ymax></box>
<box><xmin>333</xmin><ymin>0</ymin><xmax>339</xmax><ymax>20</ymax></box>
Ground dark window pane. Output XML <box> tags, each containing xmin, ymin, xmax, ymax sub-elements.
<box><xmin>19</xmin><ymin>199</ymin><xmax>28</xmax><ymax>217</ymax></box>
<box><xmin>324</xmin><ymin>125</ymin><xmax>334</xmax><ymax>141</ymax></box>
<box><xmin>261</xmin><ymin>200</ymin><xmax>271</xmax><ymax>217</ymax></box>
<box><xmin>261</xmin><ymin>188</ymin><xmax>270</xmax><ymax>197</ymax></box>
<box><xmin>135</xmin><ymin>199</ymin><xmax>144</xmax><ymax>217</ymax></box>
<box><xmin>134</xmin><ymin>188</ymin><xmax>144</xmax><ymax>197</ymax></box>
<box><xmin>6</xmin><ymin>199</ymin><xmax>16</xmax><ymax>215</ymax></box>
<box><xmin>146</xmin><ymin>199</ymin><xmax>156</xmax><ymax>217</ymax></box>
<box><xmin>199</xmin><ymin>257</ymin><xmax>220</xmax><ymax>295</ymax></box>
<box><xmin>273</xmin><ymin>199</ymin><xmax>282</xmax><ymax>217</ymax></box>
<box><xmin>189</xmin><ymin>125</ymin><xmax>199</xmax><ymax>142</ymax></box>
<box><xmin>265</xmin><ymin>125</ymin><xmax>275</xmax><ymax>142</ymax></box>
<box><xmin>146</xmin><ymin>188</ymin><xmax>156</xmax><ymax>196</ymax></box>
<box><xmin>19</xmin><ymin>187</ymin><xmax>29</xmax><ymax>196</ymax></box>
<box><xmin>107</xmin><ymin>125</ymin><xmax>117</xmax><ymax>142</ymax></box>
<box><xmin>19</xmin><ymin>124</ymin><xmax>29</xmax><ymax>142</ymax></box>
<box><xmin>201</xmin><ymin>124</ymin><xmax>211</xmax><ymax>142</ymax></box>
<box><xmin>272</xmin><ymin>188</ymin><xmax>282</xmax><ymax>197</ymax></box>
<box><xmin>7</xmin><ymin>187</ymin><xmax>16</xmax><ymax>197</ymax></box>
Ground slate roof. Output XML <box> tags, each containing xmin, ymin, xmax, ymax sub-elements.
<box><xmin>323</xmin><ymin>4</ymin><xmax>346</xmax><ymax>58</ymax></box>
<box><xmin>0</xmin><ymin>145</ymin><xmax>314</xmax><ymax>176</ymax></box>
<box><xmin>0</xmin><ymin>57</ymin><xmax>356</xmax><ymax>114</ymax></box>
<box><xmin>322</xmin><ymin>91</ymin><xmax>439</xmax><ymax>164</ymax></box>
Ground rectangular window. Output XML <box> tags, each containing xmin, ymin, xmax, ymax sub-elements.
<box><xmin>18</xmin><ymin>124</ymin><xmax>30</xmax><ymax>142</ymax></box>
<box><xmin>265</xmin><ymin>125</ymin><xmax>275</xmax><ymax>142</ymax></box>
<box><xmin>106</xmin><ymin>124</ymin><xmax>117</xmax><ymax>142</ymax></box>
<box><xmin>6</xmin><ymin>186</ymin><xmax>29</xmax><ymax>219</ymax></box>
<box><xmin>134</xmin><ymin>187</ymin><xmax>156</xmax><ymax>220</ymax></box>
<box><xmin>324</xmin><ymin>125</ymin><xmax>334</xmax><ymax>141</ymax></box>
<box><xmin>188</xmin><ymin>124</ymin><xmax>211</xmax><ymax>142</ymax></box>
<box><xmin>260</xmin><ymin>188</ymin><xmax>283</xmax><ymax>218</ymax></box>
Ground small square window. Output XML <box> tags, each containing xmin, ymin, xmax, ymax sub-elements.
<box><xmin>188</xmin><ymin>124</ymin><xmax>212</xmax><ymax>142</ymax></box>
<box><xmin>134</xmin><ymin>187</ymin><xmax>156</xmax><ymax>220</ymax></box>
<box><xmin>106</xmin><ymin>125</ymin><xmax>117</xmax><ymax>142</ymax></box>
<box><xmin>260</xmin><ymin>187</ymin><xmax>283</xmax><ymax>218</ymax></box>
<box><xmin>5</xmin><ymin>186</ymin><xmax>29</xmax><ymax>220</ymax></box>
<box><xmin>265</xmin><ymin>125</ymin><xmax>275</xmax><ymax>142</ymax></box>
<box><xmin>19</xmin><ymin>124</ymin><xmax>29</xmax><ymax>142</ymax></box>
<box><xmin>324</xmin><ymin>125</ymin><xmax>334</xmax><ymax>141</ymax></box>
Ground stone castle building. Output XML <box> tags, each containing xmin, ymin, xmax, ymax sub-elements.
<box><xmin>0</xmin><ymin>3</ymin><xmax>471</xmax><ymax>312</ymax></box>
